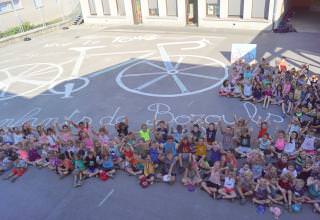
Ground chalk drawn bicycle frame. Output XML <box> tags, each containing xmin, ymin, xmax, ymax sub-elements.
<box><xmin>116</xmin><ymin>40</ymin><xmax>229</xmax><ymax>97</ymax></box>
<box><xmin>49</xmin><ymin>38</ymin><xmax>228</xmax><ymax>98</ymax></box>
<box><xmin>0</xmin><ymin>38</ymin><xmax>228</xmax><ymax>100</ymax></box>
<box><xmin>0</xmin><ymin>63</ymin><xmax>63</xmax><ymax>101</ymax></box>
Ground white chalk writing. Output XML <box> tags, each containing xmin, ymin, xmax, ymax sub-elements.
<box><xmin>0</xmin><ymin>102</ymin><xmax>284</xmax><ymax>129</ymax></box>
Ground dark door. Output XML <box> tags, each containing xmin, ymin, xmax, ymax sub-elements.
<box><xmin>186</xmin><ymin>0</ymin><xmax>198</xmax><ymax>25</ymax></box>
<box><xmin>132</xmin><ymin>0</ymin><xmax>142</xmax><ymax>24</ymax></box>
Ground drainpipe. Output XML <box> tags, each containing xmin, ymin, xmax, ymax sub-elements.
<box><xmin>272</xmin><ymin>0</ymin><xmax>277</xmax><ymax>30</ymax></box>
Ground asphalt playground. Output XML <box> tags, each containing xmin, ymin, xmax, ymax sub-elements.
<box><xmin>0</xmin><ymin>25</ymin><xmax>320</xmax><ymax>220</ymax></box>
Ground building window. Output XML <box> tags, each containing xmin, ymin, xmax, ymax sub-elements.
<box><xmin>207</xmin><ymin>0</ymin><xmax>219</xmax><ymax>17</ymax></box>
<box><xmin>88</xmin><ymin>0</ymin><xmax>97</xmax><ymax>15</ymax></box>
<box><xmin>101</xmin><ymin>0</ymin><xmax>111</xmax><ymax>15</ymax></box>
<box><xmin>33</xmin><ymin>0</ymin><xmax>43</xmax><ymax>9</ymax></box>
<box><xmin>116</xmin><ymin>0</ymin><xmax>126</xmax><ymax>16</ymax></box>
<box><xmin>0</xmin><ymin>0</ymin><xmax>22</xmax><ymax>13</ymax></box>
<box><xmin>148</xmin><ymin>0</ymin><xmax>159</xmax><ymax>16</ymax></box>
<box><xmin>228</xmin><ymin>0</ymin><xmax>243</xmax><ymax>18</ymax></box>
<box><xmin>166</xmin><ymin>0</ymin><xmax>177</xmax><ymax>16</ymax></box>
<box><xmin>252</xmin><ymin>0</ymin><xmax>269</xmax><ymax>19</ymax></box>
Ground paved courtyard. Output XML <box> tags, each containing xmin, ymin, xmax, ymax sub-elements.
<box><xmin>0</xmin><ymin>25</ymin><xmax>320</xmax><ymax>220</ymax></box>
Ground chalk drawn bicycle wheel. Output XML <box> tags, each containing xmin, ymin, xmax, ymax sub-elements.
<box><xmin>116</xmin><ymin>55</ymin><xmax>228</xmax><ymax>97</ymax></box>
<box><xmin>0</xmin><ymin>63</ymin><xmax>63</xmax><ymax>101</ymax></box>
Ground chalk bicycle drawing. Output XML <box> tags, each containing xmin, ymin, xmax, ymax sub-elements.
<box><xmin>0</xmin><ymin>38</ymin><xmax>228</xmax><ymax>100</ymax></box>
<box><xmin>49</xmin><ymin>46</ymin><xmax>104</xmax><ymax>99</ymax></box>
<box><xmin>116</xmin><ymin>40</ymin><xmax>228</xmax><ymax>97</ymax></box>
<box><xmin>47</xmin><ymin>45</ymin><xmax>155</xmax><ymax>99</ymax></box>
<box><xmin>49</xmin><ymin>39</ymin><xmax>228</xmax><ymax>98</ymax></box>
<box><xmin>0</xmin><ymin>63</ymin><xmax>63</xmax><ymax>101</ymax></box>
<box><xmin>0</xmin><ymin>45</ymin><xmax>153</xmax><ymax>100</ymax></box>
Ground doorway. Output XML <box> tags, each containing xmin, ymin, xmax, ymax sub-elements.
<box><xmin>186</xmin><ymin>0</ymin><xmax>198</xmax><ymax>25</ymax></box>
<box><xmin>132</xmin><ymin>0</ymin><xmax>142</xmax><ymax>24</ymax></box>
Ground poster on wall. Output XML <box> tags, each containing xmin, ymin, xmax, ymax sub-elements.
<box><xmin>231</xmin><ymin>43</ymin><xmax>257</xmax><ymax>64</ymax></box>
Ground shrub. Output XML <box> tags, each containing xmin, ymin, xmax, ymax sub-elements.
<box><xmin>0</xmin><ymin>22</ymin><xmax>35</xmax><ymax>38</ymax></box>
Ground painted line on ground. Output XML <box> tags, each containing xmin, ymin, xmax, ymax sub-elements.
<box><xmin>89</xmin><ymin>52</ymin><xmax>154</xmax><ymax>78</ymax></box>
<box><xmin>98</xmin><ymin>189</ymin><xmax>115</xmax><ymax>207</ymax></box>
<box><xmin>88</xmin><ymin>50</ymin><xmax>153</xmax><ymax>57</ymax></box>
<box><xmin>102</xmin><ymin>29</ymin><xmax>227</xmax><ymax>39</ymax></box>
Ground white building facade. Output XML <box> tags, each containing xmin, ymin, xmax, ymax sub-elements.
<box><xmin>80</xmin><ymin>0</ymin><xmax>287</xmax><ymax>30</ymax></box>
<box><xmin>0</xmin><ymin>0</ymin><xmax>79</xmax><ymax>31</ymax></box>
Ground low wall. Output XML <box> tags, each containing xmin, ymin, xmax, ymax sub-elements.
<box><xmin>0</xmin><ymin>0</ymin><xmax>79</xmax><ymax>32</ymax></box>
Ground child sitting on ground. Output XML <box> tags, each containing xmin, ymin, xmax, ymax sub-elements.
<box><xmin>177</xmin><ymin>137</ymin><xmax>192</xmax><ymax>168</ymax></box>
<box><xmin>218</xmin><ymin>169</ymin><xmax>237</xmax><ymax>201</ymax></box>
<box><xmin>237</xmin><ymin>170</ymin><xmax>255</xmax><ymax>205</ymax></box>
<box><xmin>139</xmin><ymin>154</ymin><xmax>156</xmax><ymax>186</ymax></box>
<box><xmin>3</xmin><ymin>157</ymin><xmax>28</xmax><ymax>183</ymax></box>
<box><xmin>0</xmin><ymin>150</ymin><xmax>14</xmax><ymax>175</ymax></box>
<box><xmin>278</xmin><ymin>173</ymin><xmax>294</xmax><ymax>211</ymax></box>
<box><xmin>253</xmin><ymin>178</ymin><xmax>271</xmax><ymax>205</ymax></box>
<box><xmin>181</xmin><ymin>155</ymin><xmax>202</xmax><ymax>187</ymax></box>
<box><xmin>201</xmin><ymin>161</ymin><xmax>223</xmax><ymax>199</ymax></box>
<box><xmin>241</xmin><ymin>80</ymin><xmax>254</xmax><ymax>101</ymax></box>
<box><xmin>101</xmin><ymin>153</ymin><xmax>116</xmax><ymax>178</ymax></box>
<box><xmin>84</xmin><ymin>151</ymin><xmax>99</xmax><ymax>178</ymax></box>
<box><xmin>235</xmin><ymin>128</ymin><xmax>252</xmax><ymax>157</ymax></box>
<box><xmin>57</xmin><ymin>153</ymin><xmax>73</xmax><ymax>179</ymax></box>
<box><xmin>219</xmin><ymin>80</ymin><xmax>232</xmax><ymax>97</ymax></box>
<box><xmin>73</xmin><ymin>152</ymin><xmax>86</xmax><ymax>187</ymax></box>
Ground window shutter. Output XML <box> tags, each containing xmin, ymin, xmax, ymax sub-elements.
<box><xmin>101</xmin><ymin>0</ymin><xmax>110</xmax><ymax>15</ymax></box>
<box><xmin>148</xmin><ymin>0</ymin><xmax>158</xmax><ymax>9</ymax></box>
<box><xmin>207</xmin><ymin>0</ymin><xmax>218</xmax><ymax>4</ymax></box>
<box><xmin>117</xmin><ymin>0</ymin><xmax>126</xmax><ymax>16</ymax></box>
<box><xmin>228</xmin><ymin>0</ymin><xmax>243</xmax><ymax>17</ymax></box>
<box><xmin>252</xmin><ymin>0</ymin><xmax>269</xmax><ymax>19</ymax></box>
<box><xmin>166</xmin><ymin>0</ymin><xmax>177</xmax><ymax>16</ymax></box>
<box><xmin>88</xmin><ymin>0</ymin><xmax>97</xmax><ymax>15</ymax></box>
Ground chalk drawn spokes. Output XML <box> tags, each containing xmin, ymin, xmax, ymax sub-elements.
<box><xmin>0</xmin><ymin>63</ymin><xmax>63</xmax><ymax>101</ymax></box>
<box><xmin>116</xmin><ymin>55</ymin><xmax>228</xmax><ymax>97</ymax></box>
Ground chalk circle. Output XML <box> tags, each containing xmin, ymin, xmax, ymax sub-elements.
<box><xmin>49</xmin><ymin>77</ymin><xmax>90</xmax><ymax>97</ymax></box>
<box><xmin>116</xmin><ymin>55</ymin><xmax>228</xmax><ymax>97</ymax></box>
<box><xmin>175</xmin><ymin>115</ymin><xmax>192</xmax><ymax>125</ymax></box>
<box><xmin>147</xmin><ymin>103</ymin><xmax>171</xmax><ymax>113</ymax></box>
<box><xmin>0</xmin><ymin>63</ymin><xmax>63</xmax><ymax>101</ymax></box>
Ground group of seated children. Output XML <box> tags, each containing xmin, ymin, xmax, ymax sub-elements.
<box><xmin>0</xmin><ymin>113</ymin><xmax>319</xmax><ymax>214</ymax></box>
<box><xmin>0</xmin><ymin>56</ymin><xmax>320</xmax><ymax>214</ymax></box>
<box><xmin>219</xmin><ymin>57</ymin><xmax>319</xmax><ymax>119</ymax></box>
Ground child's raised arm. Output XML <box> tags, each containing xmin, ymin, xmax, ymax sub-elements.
<box><xmin>152</xmin><ymin>114</ymin><xmax>157</xmax><ymax>133</ymax></box>
<box><xmin>54</xmin><ymin>122</ymin><xmax>63</xmax><ymax>133</ymax></box>
<box><xmin>218</xmin><ymin>118</ymin><xmax>228</xmax><ymax>134</ymax></box>
<box><xmin>255</xmin><ymin>116</ymin><xmax>263</xmax><ymax>128</ymax></box>
<box><xmin>65</xmin><ymin>117</ymin><xmax>78</xmax><ymax>129</ymax></box>
<box><xmin>234</xmin><ymin>114</ymin><xmax>239</xmax><ymax>124</ymax></box>
<box><xmin>91</xmin><ymin>127</ymin><xmax>99</xmax><ymax>137</ymax></box>
<box><xmin>300</xmin><ymin>122</ymin><xmax>311</xmax><ymax>135</ymax></box>
<box><xmin>124</xmin><ymin>116</ymin><xmax>129</xmax><ymax>126</ymax></box>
